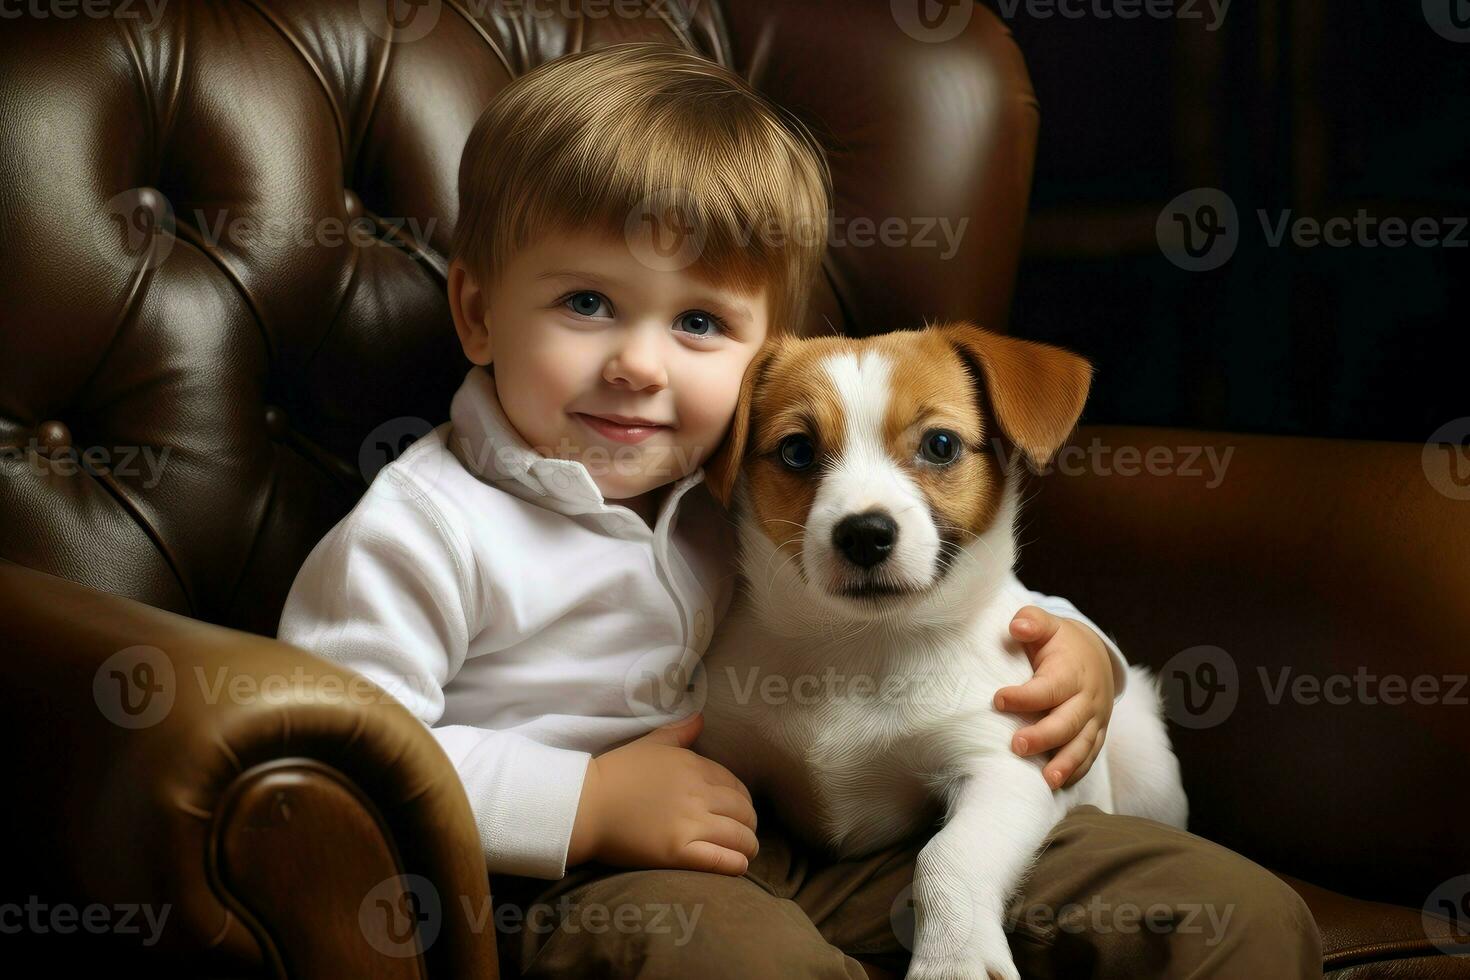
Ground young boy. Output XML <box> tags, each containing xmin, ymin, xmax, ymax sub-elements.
<box><xmin>278</xmin><ymin>42</ymin><xmax>1319</xmax><ymax>979</ymax></box>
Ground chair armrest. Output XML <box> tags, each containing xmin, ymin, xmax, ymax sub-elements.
<box><xmin>1016</xmin><ymin>425</ymin><xmax>1470</xmax><ymax>910</ymax></box>
<box><xmin>0</xmin><ymin>562</ymin><xmax>497</xmax><ymax>978</ymax></box>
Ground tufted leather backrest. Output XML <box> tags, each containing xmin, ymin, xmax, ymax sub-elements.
<box><xmin>0</xmin><ymin>0</ymin><xmax>1037</xmax><ymax>635</ymax></box>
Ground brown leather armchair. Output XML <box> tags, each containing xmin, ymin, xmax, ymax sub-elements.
<box><xmin>1</xmin><ymin>1</ymin><xmax>1464</xmax><ymax>976</ymax></box>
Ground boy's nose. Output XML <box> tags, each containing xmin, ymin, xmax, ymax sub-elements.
<box><xmin>604</xmin><ymin>329</ymin><xmax>668</xmax><ymax>391</ymax></box>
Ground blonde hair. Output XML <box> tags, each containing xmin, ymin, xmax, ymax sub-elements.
<box><xmin>451</xmin><ymin>42</ymin><xmax>832</xmax><ymax>334</ymax></box>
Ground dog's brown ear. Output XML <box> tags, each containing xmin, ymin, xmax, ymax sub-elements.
<box><xmin>936</xmin><ymin>321</ymin><xmax>1093</xmax><ymax>469</ymax></box>
<box><xmin>703</xmin><ymin>341</ymin><xmax>779</xmax><ymax>508</ymax></box>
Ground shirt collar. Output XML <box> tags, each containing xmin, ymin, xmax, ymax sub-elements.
<box><xmin>447</xmin><ymin>366</ymin><xmax>708</xmax><ymax>522</ymax></box>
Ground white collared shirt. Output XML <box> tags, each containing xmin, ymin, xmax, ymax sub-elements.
<box><xmin>278</xmin><ymin>365</ymin><xmax>1127</xmax><ymax>879</ymax></box>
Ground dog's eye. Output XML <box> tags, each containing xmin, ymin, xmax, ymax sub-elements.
<box><xmin>919</xmin><ymin>429</ymin><xmax>961</xmax><ymax>465</ymax></box>
<box><xmin>777</xmin><ymin>434</ymin><xmax>816</xmax><ymax>470</ymax></box>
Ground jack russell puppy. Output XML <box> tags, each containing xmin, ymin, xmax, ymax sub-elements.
<box><xmin>693</xmin><ymin>322</ymin><xmax>1188</xmax><ymax>980</ymax></box>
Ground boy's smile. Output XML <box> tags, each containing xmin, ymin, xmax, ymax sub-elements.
<box><xmin>448</xmin><ymin>228</ymin><xmax>770</xmax><ymax>520</ymax></box>
<box><xmin>572</xmin><ymin>412</ymin><xmax>671</xmax><ymax>444</ymax></box>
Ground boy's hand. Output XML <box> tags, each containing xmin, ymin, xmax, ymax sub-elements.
<box><xmin>994</xmin><ymin>606</ymin><xmax>1115</xmax><ymax>790</ymax></box>
<box><xmin>568</xmin><ymin>711</ymin><xmax>759</xmax><ymax>875</ymax></box>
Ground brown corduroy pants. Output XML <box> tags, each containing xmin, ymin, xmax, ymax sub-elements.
<box><xmin>488</xmin><ymin>805</ymin><xmax>1322</xmax><ymax>978</ymax></box>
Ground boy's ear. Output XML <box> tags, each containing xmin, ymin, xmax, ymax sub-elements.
<box><xmin>449</xmin><ymin>259</ymin><xmax>494</xmax><ymax>366</ymax></box>
<box><xmin>704</xmin><ymin>341</ymin><xmax>780</xmax><ymax>508</ymax></box>
<box><xmin>934</xmin><ymin>321</ymin><xmax>1093</xmax><ymax>470</ymax></box>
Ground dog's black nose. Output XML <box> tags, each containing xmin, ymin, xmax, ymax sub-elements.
<box><xmin>832</xmin><ymin>511</ymin><xmax>898</xmax><ymax>568</ymax></box>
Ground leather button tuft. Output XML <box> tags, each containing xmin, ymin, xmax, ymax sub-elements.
<box><xmin>264</xmin><ymin>405</ymin><xmax>289</xmax><ymax>439</ymax></box>
<box><xmin>35</xmin><ymin>420</ymin><xmax>72</xmax><ymax>456</ymax></box>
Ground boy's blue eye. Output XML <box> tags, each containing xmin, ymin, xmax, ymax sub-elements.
<box><xmin>675</xmin><ymin>311</ymin><xmax>724</xmax><ymax>338</ymax></box>
<box><xmin>566</xmin><ymin>291</ymin><xmax>608</xmax><ymax>317</ymax></box>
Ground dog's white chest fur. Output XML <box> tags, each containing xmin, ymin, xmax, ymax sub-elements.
<box><xmin>696</xmin><ymin>583</ymin><xmax>1044</xmax><ymax>858</ymax></box>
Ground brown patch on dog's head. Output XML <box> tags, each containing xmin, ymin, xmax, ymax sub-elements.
<box><xmin>933</xmin><ymin>321</ymin><xmax>1093</xmax><ymax>472</ymax></box>
<box><xmin>705</xmin><ymin>336</ymin><xmax>851</xmax><ymax>550</ymax></box>
<box><xmin>706</xmin><ymin>324</ymin><xmax>1092</xmax><ymax>596</ymax></box>
<box><xmin>901</xmin><ymin>322</ymin><xmax>1092</xmax><ymax>564</ymax></box>
<box><xmin>870</xmin><ymin>328</ymin><xmax>1009</xmax><ymax>556</ymax></box>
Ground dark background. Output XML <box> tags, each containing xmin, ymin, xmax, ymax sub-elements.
<box><xmin>986</xmin><ymin>0</ymin><xmax>1469</xmax><ymax>442</ymax></box>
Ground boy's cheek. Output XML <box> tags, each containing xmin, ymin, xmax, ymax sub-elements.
<box><xmin>676</xmin><ymin>374</ymin><xmax>742</xmax><ymax>459</ymax></box>
<box><xmin>521</xmin><ymin>320</ymin><xmax>587</xmax><ymax>370</ymax></box>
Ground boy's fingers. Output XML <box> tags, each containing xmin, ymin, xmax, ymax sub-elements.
<box><xmin>707</xmin><ymin>784</ymin><xmax>759</xmax><ymax>832</ymax></box>
<box><xmin>1062</xmin><ymin>729</ymin><xmax>1107</xmax><ymax>788</ymax></box>
<box><xmin>1042</xmin><ymin>722</ymin><xmax>1099</xmax><ymax>789</ymax></box>
<box><xmin>699</xmin><ymin>813</ymin><xmax>761</xmax><ymax>860</ymax></box>
<box><xmin>1010</xmin><ymin>606</ymin><xmax>1063</xmax><ymax>656</ymax></box>
<box><xmin>1010</xmin><ymin>692</ymin><xmax>1089</xmax><ymax>755</ymax></box>
<box><xmin>683</xmin><ymin>838</ymin><xmax>750</xmax><ymax>877</ymax></box>
<box><xmin>995</xmin><ymin>668</ymin><xmax>1079</xmax><ymax>713</ymax></box>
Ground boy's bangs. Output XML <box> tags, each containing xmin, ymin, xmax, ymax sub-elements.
<box><xmin>507</xmin><ymin>118</ymin><xmax>821</xmax><ymax>312</ymax></box>
<box><xmin>456</xmin><ymin>43</ymin><xmax>834</xmax><ymax>333</ymax></box>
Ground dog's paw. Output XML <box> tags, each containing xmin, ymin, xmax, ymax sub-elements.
<box><xmin>906</xmin><ymin>922</ymin><xmax>1019</xmax><ymax>980</ymax></box>
<box><xmin>906</xmin><ymin>954</ymin><xmax>1020</xmax><ymax>980</ymax></box>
